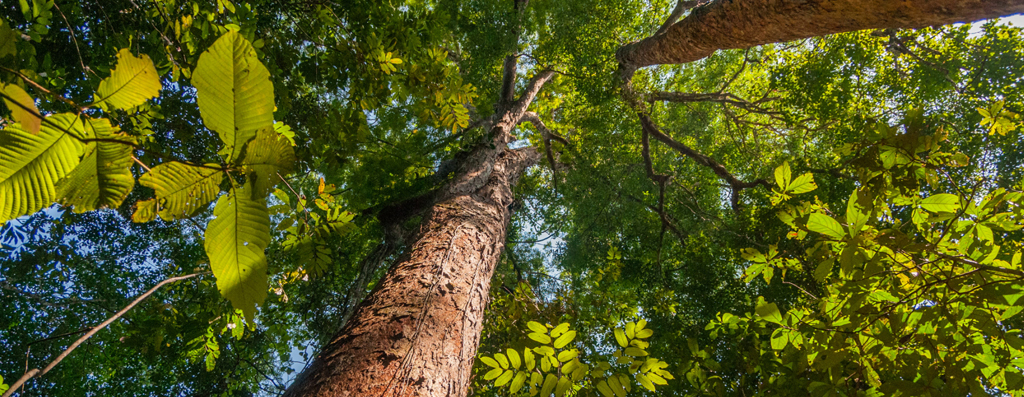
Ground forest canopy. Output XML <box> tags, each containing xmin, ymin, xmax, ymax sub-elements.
<box><xmin>1</xmin><ymin>0</ymin><xmax>1024</xmax><ymax>396</ymax></box>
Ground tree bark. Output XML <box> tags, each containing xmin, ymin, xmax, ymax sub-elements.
<box><xmin>284</xmin><ymin>95</ymin><xmax>543</xmax><ymax>395</ymax></box>
<box><xmin>617</xmin><ymin>0</ymin><xmax>1024</xmax><ymax>72</ymax></box>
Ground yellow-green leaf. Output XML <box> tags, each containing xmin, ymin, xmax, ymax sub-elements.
<box><xmin>920</xmin><ymin>193</ymin><xmax>960</xmax><ymax>214</ymax></box>
<box><xmin>614</xmin><ymin>328</ymin><xmax>628</xmax><ymax>347</ymax></box>
<box><xmin>527</xmin><ymin>321</ymin><xmax>548</xmax><ymax>334</ymax></box>
<box><xmin>524</xmin><ymin>348</ymin><xmax>536</xmax><ymax>371</ymax></box>
<box><xmin>624</xmin><ymin>347</ymin><xmax>648</xmax><ymax>357</ymax></box>
<box><xmin>553</xmin><ymin>330</ymin><xmax>576</xmax><ymax>349</ymax></box>
<box><xmin>94</xmin><ymin>49</ymin><xmax>162</xmax><ymax>110</ymax></box>
<box><xmin>596</xmin><ymin>380</ymin><xmax>614</xmax><ymax>397</ymax></box>
<box><xmin>554</xmin><ymin>376</ymin><xmax>571</xmax><ymax>397</ymax></box>
<box><xmin>56</xmin><ymin>119</ymin><xmax>136</xmax><ymax>212</ymax></box>
<box><xmin>495</xmin><ymin>353</ymin><xmax>509</xmax><ymax>369</ymax></box>
<box><xmin>774</xmin><ymin>161</ymin><xmax>791</xmax><ymax>190</ymax></box>
<box><xmin>132</xmin><ymin>198</ymin><xmax>157</xmax><ymax>223</ymax></box>
<box><xmin>557</xmin><ymin>350</ymin><xmax>578</xmax><ymax>362</ymax></box>
<box><xmin>786</xmin><ymin>173</ymin><xmax>817</xmax><ymax>194</ymax></box>
<box><xmin>507</xmin><ymin>348</ymin><xmax>521</xmax><ymax>369</ymax></box>
<box><xmin>637</xmin><ymin>373</ymin><xmax>655</xmax><ymax>391</ymax></box>
<box><xmin>480</xmin><ymin>356</ymin><xmax>500</xmax><ymax>368</ymax></box>
<box><xmin>494</xmin><ymin>370</ymin><xmax>514</xmax><ymax>387</ymax></box>
<box><xmin>205</xmin><ymin>183</ymin><xmax>270</xmax><ymax>320</ymax></box>
<box><xmin>807</xmin><ymin>213</ymin><xmax>844</xmax><ymax>240</ymax></box>
<box><xmin>1</xmin><ymin>83</ymin><xmax>41</xmax><ymax>134</ymax></box>
<box><xmin>483</xmin><ymin>367</ymin><xmax>503</xmax><ymax>380</ymax></box>
<box><xmin>139</xmin><ymin>161</ymin><xmax>223</xmax><ymax>221</ymax></box>
<box><xmin>510</xmin><ymin>371</ymin><xmax>527</xmax><ymax>393</ymax></box>
<box><xmin>528</xmin><ymin>332</ymin><xmax>552</xmax><ymax>344</ymax></box>
<box><xmin>0</xmin><ymin>114</ymin><xmax>84</xmax><ymax>224</ymax></box>
<box><xmin>193</xmin><ymin>31</ymin><xmax>275</xmax><ymax>161</ymax></box>
<box><xmin>635</xmin><ymin>328</ymin><xmax>654</xmax><ymax>339</ymax></box>
<box><xmin>625</xmin><ymin>322</ymin><xmax>636</xmax><ymax>339</ymax></box>
<box><xmin>540</xmin><ymin>374</ymin><xmax>557</xmax><ymax>396</ymax></box>
<box><xmin>550</xmin><ymin>323</ymin><xmax>570</xmax><ymax>338</ymax></box>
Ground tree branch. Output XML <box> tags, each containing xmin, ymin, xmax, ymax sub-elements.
<box><xmin>509</xmin><ymin>70</ymin><xmax>556</xmax><ymax>119</ymax></box>
<box><xmin>638</xmin><ymin>113</ymin><xmax>768</xmax><ymax>210</ymax></box>
<box><xmin>617</xmin><ymin>0</ymin><xmax>1024</xmax><ymax>71</ymax></box>
<box><xmin>654</xmin><ymin>0</ymin><xmax>703</xmax><ymax>37</ymax></box>
<box><xmin>2</xmin><ymin>272</ymin><xmax>208</xmax><ymax>397</ymax></box>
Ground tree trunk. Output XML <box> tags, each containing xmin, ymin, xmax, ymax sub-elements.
<box><xmin>284</xmin><ymin>109</ymin><xmax>541</xmax><ymax>396</ymax></box>
<box><xmin>617</xmin><ymin>0</ymin><xmax>1024</xmax><ymax>71</ymax></box>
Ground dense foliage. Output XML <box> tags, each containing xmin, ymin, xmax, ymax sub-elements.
<box><xmin>1</xmin><ymin>0</ymin><xmax>1023</xmax><ymax>396</ymax></box>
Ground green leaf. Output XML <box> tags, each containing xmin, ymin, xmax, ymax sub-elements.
<box><xmin>238</xmin><ymin>126</ymin><xmax>296</xmax><ymax>197</ymax></box>
<box><xmin>528</xmin><ymin>332</ymin><xmax>552</xmax><ymax>344</ymax></box>
<box><xmin>625</xmin><ymin>322</ymin><xmax>636</xmax><ymax>339</ymax></box>
<box><xmin>193</xmin><ymin>31</ymin><xmax>275</xmax><ymax>161</ymax></box>
<box><xmin>613</xmin><ymin>328</ymin><xmax>628</xmax><ymax>347</ymax></box>
<box><xmin>1</xmin><ymin>83</ymin><xmax>41</xmax><ymax>134</ymax></box>
<box><xmin>920</xmin><ymin>193</ymin><xmax>960</xmax><ymax>213</ymax></box>
<box><xmin>550</xmin><ymin>323</ymin><xmax>569</xmax><ymax>337</ymax></box>
<box><xmin>554</xmin><ymin>376</ymin><xmax>571</xmax><ymax>397</ymax></box>
<box><xmin>553</xmin><ymin>330</ymin><xmax>576</xmax><ymax>349</ymax></box>
<box><xmin>481</xmin><ymin>356</ymin><xmax>500</xmax><ymax>368</ymax></box>
<box><xmin>507</xmin><ymin>348</ymin><xmax>521</xmax><ymax>369</ymax></box>
<box><xmin>774</xmin><ymin>162</ymin><xmax>791</xmax><ymax>190</ymax></box>
<box><xmin>756</xmin><ymin>297</ymin><xmax>783</xmax><ymax>324</ymax></box>
<box><xmin>808</xmin><ymin>213</ymin><xmax>844</xmax><ymax>240</ymax></box>
<box><xmin>94</xmin><ymin>49</ymin><xmax>162</xmax><ymax>110</ymax></box>
<box><xmin>624</xmin><ymin>347</ymin><xmax>649</xmax><ymax>357</ymax></box>
<box><xmin>139</xmin><ymin>161</ymin><xmax>223</xmax><ymax>221</ymax></box>
<box><xmin>524</xmin><ymin>348</ymin><xmax>536</xmax><ymax>370</ymax></box>
<box><xmin>540</xmin><ymin>374</ymin><xmax>557</xmax><ymax>396</ymax></box>
<box><xmin>527</xmin><ymin>321</ymin><xmax>548</xmax><ymax>334</ymax></box>
<box><xmin>787</xmin><ymin>173</ymin><xmax>817</xmax><ymax>194</ymax></box>
<box><xmin>635</xmin><ymin>328</ymin><xmax>653</xmax><ymax>339</ymax></box>
<box><xmin>205</xmin><ymin>183</ymin><xmax>270</xmax><ymax>320</ymax></box>
<box><xmin>814</xmin><ymin>259</ymin><xmax>833</xmax><ymax>282</ymax></box>
<box><xmin>557</xmin><ymin>350</ymin><xmax>578</xmax><ymax>362</ymax></box>
<box><xmin>495</xmin><ymin>353</ymin><xmax>509</xmax><ymax>368</ymax></box>
<box><xmin>56</xmin><ymin>119</ymin><xmax>136</xmax><ymax>212</ymax></box>
<box><xmin>771</xmin><ymin>328</ymin><xmax>788</xmax><ymax>350</ymax></box>
<box><xmin>132</xmin><ymin>198</ymin><xmax>157</xmax><ymax>223</ymax></box>
<box><xmin>846</xmin><ymin>188</ymin><xmax>871</xmax><ymax>237</ymax></box>
<box><xmin>637</xmin><ymin>373</ymin><xmax>655</xmax><ymax>391</ymax></box>
<box><xmin>0</xmin><ymin>113</ymin><xmax>84</xmax><ymax>224</ymax></box>
<box><xmin>483</xmin><ymin>367</ymin><xmax>503</xmax><ymax>380</ymax></box>
<box><xmin>596</xmin><ymin>380</ymin><xmax>614</xmax><ymax>397</ymax></box>
<box><xmin>510</xmin><ymin>371</ymin><xmax>527</xmax><ymax>393</ymax></box>
<box><xmin>494</xmin><ymin>370</ymin><xmax>514</xmax><ymax>387</ymax></box>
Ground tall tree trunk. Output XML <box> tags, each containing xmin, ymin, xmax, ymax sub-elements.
<box><xmin>283</xmin><ymin>70</ymin><xmax>548</xmax><ymax>394</ymax></box>
<box><xmin>617</xmin><ymin>0</ymin><xmax>1024</xmax><ymax>72</ymax></box>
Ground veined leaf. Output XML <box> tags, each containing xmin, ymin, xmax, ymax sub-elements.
<box><xmin>1</xmin><ymin>83</ymin><xmax>41</xmax><ymax>134</ymax></box>
<box><xmin>480</xmin><ymin>356</ymin><xmax>500</xmax><ymax>369</ymax></box>
<box><xmin>920</xmin><ymin>193</ymin><xmax>960</xmax><ymax>213</ymax></box>
<box><xmin>507</xmin><ymin>348</ymin><xmax>521</xmax><ymax>369</ymax></box>
<box><xmin>239</xmin><ymin>126</ymin><xmax>295</xmax><ymax>197</ymax></box>
<box><xmin>94</xmin><ymin>49</ymin><xmax>162</xmax><ymax>110</ymax></box>
<box><xmin>787</xmin><ymin>173</ymin><xmax>817</xmax><ymax>194</ymax></box>
<box><xmin>808</xmin><ymin>213</ymin><xmax>844</xmax><ymax>240</ymax></box>
<box><xmin>774</xmin><ymin>161</ymin><xmax>791</xmax><ymax>190</ymax></box>
<box><xmin>510</xmin><ymin>371</ymin><xmax>527</xmax><ymax>393</ymax></box>
<box><xmin>553</xmin><ymin>330</ymin><xmax>576</xmax><ymax>349</ymax></box>
<box><xmin>0</xmin><ymin>114</ymin><xmax>84</xmax><ymax>224</ymax></box>
<box><xmin>57</xmin><ymin>119</ymin><xmax>136</xmax><ymax>212</ymax></box>
<box><xmin>494</xmin><ymin>370</ymin><xmax>514</xmax><ymax>387</ymax></box>
<box><xmin>139</xmin><ymin>161</ymin><xmax>223</xmax><ymax>221</ymax></box>
<box><xmin>540</xmin><ymin>374</ymin><xmax>557</xmax><ymax>397</ymax></box>
<box><xmin>527</xmin><ymin>321</ymin><xmax>548</xmax><ymax>334</ymax></box>
<box><xmin>614</xmin><ymin>328</ymin><xmax>628</xmax><ymax>347</ymax></box>
<box><xmin>132</xmin><ymin>198</ymin><xmax>157</xmax><ymax>223</ymax></box>
<box><xmin>193</xmin><ymin>31</ymin><xmax>275</xmax><ymax>161</ymax></box>
<box><xmin>205</xmin><ymin>183</ymin><xmax>270</xmax><ymax>320</ymax></box>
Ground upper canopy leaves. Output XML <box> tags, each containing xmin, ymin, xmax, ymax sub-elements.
<box><xmin>192</xmin><ymin>31</ymin><xmax>275</xmax><ymax>162</ymax></box>
<box><xmin>238</xmin><ymin>126</ymin><xmax>296</xmax><ymax>197</ymax></box>
<box><xmin>0</xmin><ymin>83</ymin><xmax>41</xmax><ymax>134</ymax></box>
<box><xmin>94</xmin><ymin>49</ymin><xmax>162</xmax><ymax>110</ymax></box>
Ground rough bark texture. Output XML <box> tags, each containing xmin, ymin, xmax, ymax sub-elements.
<box><xmin>283</xmin><ymin>74</ymin><xmax>544</xmax><ymax>395</ymax></box>
<box><xmin>617</xmin><ymin>0</ymin><xmax>1024</xmax><ymax>71</ymax></box>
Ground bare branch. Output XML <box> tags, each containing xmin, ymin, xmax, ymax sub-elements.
<box><xmin>638</xmin><ymin>113</ymin><xmax>769</xmax><ymax>210</ymax></box>
<box><xmin>509</xmin><ymin>70</ymin><xmax>556</xmax><ymax>119</ymax></box>
<box><xmin>2</xmin><ymin>272</ymin><xmax>208</xmax><ymax>397</ymax></box>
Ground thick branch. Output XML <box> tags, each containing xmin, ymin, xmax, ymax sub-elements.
<box><xmin>3</xmin><ymin>272</ymin><xmax>207</xmax><ymax>397</ymax></box>
<box><xmin>498</xmin><ymin>55</ymin><xmax>519</xmax><ymax>112</ymax></box>
<box><xmin>638</xmin><ymin>113</ymin><xmax>768</xmax><ymax>209</ymax></box>
<box><xmin>617</xmin><ymin>0</ymin><xmax>1024</xmax><ymax>71</ymax></box>
<box><xmin>509</xmin><ymin>70</ymin><xmax>556</xmax><ymax>119</ymax></box>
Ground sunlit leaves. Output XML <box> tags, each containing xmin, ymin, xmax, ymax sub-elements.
<box><xmin>978</xmin><ymin>100</ymin><xmax>1019</xmax><ymax>136</ymax></box>
<box><xmin>771</xmin><ymin>161</ymin><xmax>816</xmax><ymax>205</ymax></box>
<box><xmin>94</xmin><ymin>49</ymin><xmax>162</xmax><ymax>110</ymax></box>
<box><xmin>193</xmin><ymin>31</ymin><xmax>274</xmax><ymax>161</ymax></box>
<box><xmin>138</xmin><ymin>162</ymin><xmax>223</xmax><ymax>221</ymax></box>
<box><xmin>205</xmin><ymin>183</ymin><xmax>269</xmax><ymax>320</ymax></box>
<box><xmin>1</xmin><ymin>83</ymin><xmax>41</xmax><ymax>134</ymax></box>
<box><xmin>238</xmin><ymin>126</ymin><xmax>295</xmax><ymax>197</ymax></box>
<box><xmin>0</xmin><ymin>113</ymin><xmax>83</xmax><ymax>224</ymax></box>
<box><xmin>56</xmin><ymin>119</ymin><xmax>136</xmax><ymax>212</ymax></box>
<box><xmin>807</xmin><ymin>213</ymin><xmax>844</xmax><ymax>240</ymax></box>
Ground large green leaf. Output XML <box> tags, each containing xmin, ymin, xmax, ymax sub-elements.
<box><xmin>193</xmin><ymin>31</ymin><xmax>275</xmax><ymax>161</ymax></box>
<box><xmin>1</xmin><ymin>83</ymin><xmax>41</xmax><ymax>134</ymax></box>
<box><xmin>238</xmin><ymin>126</ymin><xmax>295</xmax><ymax>196</ymax></box>
<box><xmin>139</xmin><ymin>161</ymin><xmax>223</xmax><ymax>221</ymax></box>
<box><xmin>56</xmin><ymin>119</ymin><xmax>136</xmax><ymax>212</ymax></box>
<box><xmin>205</xmin><ymin>183</ymin><xmax>269</xmax><ymax>320</ymax></box>
<box><xmin>0</xmin><ymin>113</ymin><xmax>84</xmax><ymax>224</ymax></box>
<box><xmin>94</xmin><ymin>49</ymin><xmax>162</xmax><ymax>110</ymax></box>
